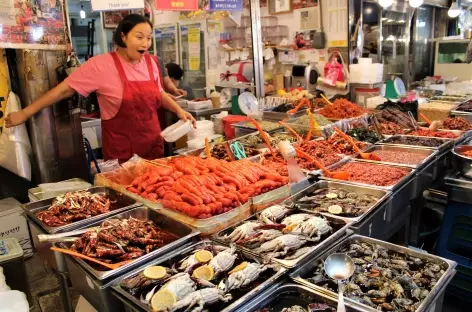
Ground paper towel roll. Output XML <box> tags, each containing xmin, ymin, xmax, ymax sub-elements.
<box><xmin>358</xmin><ymin>58</ymin><xmax>372</xmax><ymax>65</ymax></box>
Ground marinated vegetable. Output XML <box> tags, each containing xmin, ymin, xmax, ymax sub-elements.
<box><xmin>293</xmin><ymin>187</ymin><xmax>380</xmax><ymax>218</ymax></box>
<box><xmin>409</xmin><ymin>129</ymin><xmax>458</xmax><ymax>139</ymax></box>
<box><xmin>292</xmin><ymin>114</ymin><xmax>332</xmax><ymax>127</ymax></box>
<box><xmin>365</xmin><ymin>150</ymin><xmax>427</xmax><ymax>166</ymax></box>
<box><xmin>325</xmin><ymin>134</ymin><xmax>368</xmax><ymax>155</ymax></box>
<box><xmin>307</xmin><ymin>240</ymin><xmax>449</xmax><ymax>312</ymax></box>
<box><xmin>238</xmin><ymin>133</ymin><xmax>298</xmax><ymax>148</ymax></box>
<box><xmin>346</xmin><ymin>127</ymin><xmax>382</xmax><ymax>144</ymax></box>
<box><xmin>239</xmin><ymin>120</ymin><xmax>282</xmax><ymax>132</ymax></box>
<box><xmin>457</xmin><ymin>100</ymin><xmax>472</xmax><ymax>112</ymax></box>
<box><xmin>36</xmin><ymin>191</ymin><xmax>113</xmax><ymax>227</ymax></box>
<box><xmin>70</xmin><ymin>217</ymin><xmax>178</xmax><ymax>266</ymax></box>
<box><xmin>383</xmin><ymin>136</ymin><xmax>446</xmax><ymax>148</ymax></box>
<box><xmin>319</xmin><ymin>98</ymin><xmax>367</xmax><ymax>119</ymax></box>
<box><xmin>296</xmin><ymin>141</ymin><xmax>342</xmax><ymax>166</ymax></box>
<box><xmin>336</xmin><ymin>162</ymin><xmax>409</xmax><ymax>186</ymax></box>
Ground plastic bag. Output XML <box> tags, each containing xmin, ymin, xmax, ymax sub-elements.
<box><xmin>0</xmin><ymin>92</ymin><xmax>32</xmax><ymax>181</ymax></box>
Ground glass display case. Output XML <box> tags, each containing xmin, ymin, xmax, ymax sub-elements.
<box><xmin>434</xmin><ymin>39</ymin><xmax>472</xmax><ymax>81</ymax></box>
<box><xmin>154</xmin><ymin>24</ymin><xmax>180</xmax><ymax>64</ymax></box>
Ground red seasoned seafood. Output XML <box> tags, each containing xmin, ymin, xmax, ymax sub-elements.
<box><xmin>318</xmin><ymin>98</ymin><xmax>367</xmax><ymax>119</ymax></box>
<box><xmin>409</xmin><ymin>129</ymin><xmax>458</xmax><ymax>139</ymax></box>
<box><xmin>367</xmin><ymin>150</ymin><xmax>427</xmax><ymax>165</ymax></box>
<box><xmin>36</xmin><ymin>191</ymin><xmax>113</xmax><ymax>227</ymax></box>
<box><xmin>442</xmin><ymin>117</ymin><xmax>472</xmax><ymax>131</ymax></box>
<box><xmin>325</xmin><ymin>134</ymin><xmax>368</xmax><ymax>155</ymax></box>
<box><xmin>337</xmin><ymin>162</ymin><xmax>410</xmax><ymax>186</ymax></box>
<box><xmin>70</xmin><ymin>218</ymin><xmax>178</xmax><ymax>265</ymax></box>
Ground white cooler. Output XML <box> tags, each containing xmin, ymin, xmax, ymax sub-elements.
<box><xmin>0</xmin><ymin>198</ymin><xmax>32</xmax><ymax>258</ymax></box>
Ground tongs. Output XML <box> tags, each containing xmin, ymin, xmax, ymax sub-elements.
<box><xmin>37</xmin><ymin>225</ymin><xmax>113</xmax><ymax>243</ymax></box>
<box><xmin>294</xmin><ymin>148</ymin><xmax>350</xmax><ymax>181</ymax></box>
<box><xmin>371</xmin><ymin>115</ymin><xmax>385</xmax><ymax>140</ymax></box>
<box><xmin>333</xmin><ymin>128</ymin><xmax>381</xmax><ymax>161</ymax></box>
<box><xmin>408</xmin><ymin>111</ymin><xmax>420</xmax><ymax>130</ymax></box>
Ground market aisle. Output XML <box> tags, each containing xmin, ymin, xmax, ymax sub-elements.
<box><xmin>25</xmin><ymin>253</ymin><xmax>79</xmax><ymax>312</ymax></box>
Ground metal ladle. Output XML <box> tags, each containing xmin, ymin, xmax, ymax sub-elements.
<box><xmin>324</xmin><ymin>253</ymin><xmax>355</xmax><ymax>312</ymax></box>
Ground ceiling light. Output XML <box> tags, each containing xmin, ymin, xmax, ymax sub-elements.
<box><xmin>365</xmin><ymin>7</ymin><xmax>373</xmax><ymax>14</ymax></box>
<box><xmin>409</xmin><ymin>0</ymin><xmax>423</xmax><ymax>8</ymax></box>
<box><xmin>378</xmin><ymin>0</ymin><xmax>393</xmax><ymax>8</ymax></box>
<box><xmin>80</xmin><ymin>5</ymin><xmax>86</xmax><ymax>19</ymax></box>
<box><xmin>448</xmin><ymin>1</ymin><xmax>461</xmax><ymax>18</ymax></box>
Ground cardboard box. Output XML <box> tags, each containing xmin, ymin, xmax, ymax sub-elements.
<box><xmin>0</xmin><ymin>198</ymin><xmax>32</xmax><ymax>258</ymax></box>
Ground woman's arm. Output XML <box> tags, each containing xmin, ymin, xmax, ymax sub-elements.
<box><xmin>161</xmin><ymin>92</ymin><xmax>196</xmax><ymax>126</ymax></box>
<box><xmin>5</xmin><ymin>81</ymin><xmax>76</xmax><ymax>128</ymax></box>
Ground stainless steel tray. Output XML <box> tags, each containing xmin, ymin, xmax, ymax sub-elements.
<box><xmin>450</xmin><ymin>110</ymin><xmax>472</xmax><ymax>122</ymax></box>
<box><xmin>237</xmin><ymin>282</ymin><xmax>364</xmax><ymax>312</ymax></box>
<box><xmin>263</xmin><ymin>109</ymin><xmax>305</xmax><ymax>121</ymax></box>
<box><xmin>290</xmin><ymin>234</ymin><xmax>457</xmax><ymax>312</ymax></box>
<box><xmin>111</xmin><ymin>240</ymin><xmax>287</xmax><ymax>312</ymax></box>
<box><xmin>57</xmin><ymin>206</ymin><xmax>199</xmax><ymax>281</ymax></box>
<box><xmin>354</xmin><ymin>145</ymin><xmax>438</xmax><ymax>169</ymax></box>
<box><xmin>284</xmin><ymin>180</ymin><xmax>391</xmax><ymax>224</ymax></box>
<box><xmin>212</xmin><ymin>210</ymin><xmax>352</xmax><ymax>268</ymax></box>
<box><xmin>21</xmin><ymin>186</ymin><xmax>142</xmax><ymax>234</ymax></box>
<box><xmin>319</xmin><ymin>158</ymin><xmax>416</xmax><ymax>192</ymax></box>
<box><xmin>232</xmin><ymin>121</ymin><xmax>284</xmax><ymax>134</ymax></box>
<box><xmin>28</xmin><ymin>178</ymin><xmax>91</xmax><ymax>202</ymax></box>
<box><xmin>377</xmin><ymin>135</ymin><xmax>454</xmax><ymax>152</ymax></box>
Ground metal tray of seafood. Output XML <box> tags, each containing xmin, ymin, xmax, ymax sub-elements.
<box><xmin>28</xmin><ymin>178</ymin><xmax>91</xmax><ymax>202</ymax></box>
<box><xmin>319</xmin><ymin>158</ymin><xmax>416</xmax><ymax>192</ymax></box>
<box><xmin>376</xmin><ymin>135</ymin><xmax>454</xmax><ymax>152</ymax></box>
<box><xmin>354</xmin><ymin>145</ymin><xmax>438</xmax><ymax>169</ymax></box>
<box><xmin>57</xmin><ymin>206</ymin><xmax>199</xmax><ymax>281</ymax></box>
<box><xmin>110</xmin><ymin>240</ymin><xmax>287</xmax><ymax>312</ymax></box>
<box><xmin>450</xmin><ymin>110</ymin><xmax>472</xmax><ymax>122</ymax></box>
<box><xmin>230</xmin><ymin>131</ymin><xmax>301</xmax><ymax>149</ymax></box>
<box><xmin>283</xmin><ymin>180</ymin><xmax>391</xmax><ymax>224</ymax></box>
<box><xmin>290</xmin><ymin>234</ymin><xmax>457</xmax><ymax>312</ymax></box>
<box><xmin>21</xmin><ymin>186</ymin><xmax>142</xmax><ymax>234</ymax></box>
<box><xmin>211</xmin><ymin>210</ymin><xmax>352</xmax><ymax>269</ymax></box>
<box><xmin>237</xmin><ymin>282</ymin><xmax>365</xmax><ymax>312</ymax></box>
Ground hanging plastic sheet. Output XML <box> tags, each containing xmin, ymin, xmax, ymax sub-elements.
<box><xmin>0</xmin><ymin>92</ymin><xmax>32</xmax><ymax>180</ymax></box>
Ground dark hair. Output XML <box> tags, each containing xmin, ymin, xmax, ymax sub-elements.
<box><xmin>166</xmin><ymin>63</ymin><xmax>184</xmax><ymax>80</ymax></box>
<box><xmin>113</xmin><ymin>14</ymin><xmax>152</xmax><ymax>48</ymax></box>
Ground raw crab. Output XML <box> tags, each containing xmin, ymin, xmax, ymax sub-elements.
<box><xmin>209</xmin><ymin>245</ymin><xmax>238</xmax><ymax>276</ymax></box>
<box><xmin>290</xmin><ymin>216</ymin><xmax>332</xmax><ymax>239</ymax></box>
<box><xmin>281</xmin><ymin>213</ymin><xmax>313</xmax><ymax>229</ymax></box>
<box><xmin>162</xmin><ymin>273</ymin><xmax>197</xmax><ymax>301</ymax></box>
<box><xmin>224</xmin><ymin>221</ymin><xmax>263</xmax><ymax>242</ymax></box>
<box><xmin>257</xmin><ymin>234</ymin><xmax>308</xmax><ymax>258</ymax></box>
<box><xmin>169</xmin><ymin>288</ymin><xmax>232</xmax><ymax>312</ymax></box>
<box><xmin>218</xmin><ymin>262</ymin><xmax>270</xmax><ymax>291</ymax></box>
<box><xmin>259</xmin><ymin>205</ymin><xmax>291</xmax><ymax>223</ymax></box>
<box><xmin>237</xmin><ymin>229</ymin><xmax>283</xmax><ymax>247</ymax></box>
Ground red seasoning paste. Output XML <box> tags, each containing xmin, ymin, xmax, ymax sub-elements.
<box><xmin>338</xmin><ymin>162</ymin><xmax>410</xmax><ymax>186</ymax></box>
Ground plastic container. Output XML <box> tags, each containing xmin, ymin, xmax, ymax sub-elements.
<box><xmin>0</xmin><ymin>238</ymin><xmax>33</xmax><ymax>307</ymax></box>
<box><xmin>349</xmin><ymin>64</ymin><xmax>383</xmax><ymax>84</ymax></box>
<box><xmin>354</xmin><ymin>87</ymin><xmax>380</xmax><ymax>108</ymax></box>
<box><xmin>187</xmin><ymin>120</ymin><xmax>215</xmax><ymax>141</ymax></box>
<box><xmin>187</xmin><ymin>99</ymin><xmax>212</xmax><ymax>110</ymax></box>
<box><xmin>161</xmin><ymin>120</ymin><xmax>192</xmax><ymax>142</ymax></box>
<box><xmin>187</xmin><ymin>134</ymin><xmax>223</xmax><ymax>150</ymax></box>
<box><xmin>222</xmin><ymin>115</ymin><xmax>249</xmax><ymax>139</ymax></box>
<box><xmin>0</xmin><ymin>198</ymin><xmax>33</xmax><ymax>257</ymax></box>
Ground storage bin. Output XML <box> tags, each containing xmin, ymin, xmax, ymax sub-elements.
<box><xmin>0</xmin><ymin>198</ymin><xmax>32</xmax><ymax>257</ymax></box>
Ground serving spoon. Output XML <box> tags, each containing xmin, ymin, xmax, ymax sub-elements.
<box><xmin>333</xmin><ymin>128</ymin><xmax>381</xmax><ymax>161</ymax></box>
<box><xmin>294</xmin><ymin>148</ymin><xmax>350</xmax><ymax>181</ymax></box>
<box><xmin>50</xmin><ymin>247</ymin><xmax>133</xmax><ymax>270</ymax></box>
<box><xmin>324</xmin><ymin>253</ymin><xmax>355</xmax><ymax>312</ymax></box>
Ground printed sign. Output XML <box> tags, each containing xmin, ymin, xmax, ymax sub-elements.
<box><xmin>209</xmin><ymin>0</ymin><xmax>242</xmax><ymax>11</ymax></box>
<box><xmin>155</xmin><ymin>0</ymin><xmax>198</xmax><ymax>11</ymax></box>
<box><xmin>188</xmin><ymin>26</ymin><xmax>200</xmax><ymax>71</ymax></box>
<box><xmin>91</xmin><ymin>0</ymin><xmax>144</xmax><ymax>12</ymax></box>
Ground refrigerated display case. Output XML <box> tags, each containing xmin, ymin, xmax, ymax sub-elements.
<box><xmin>179</xmin><ymin>20</ymin><xmax>222</xmax><ymax>98</ymax></box>
<box><xmin>154</xmin><ymin>23</ymin><xmax>180</xmax><ymax>64</ymax></box>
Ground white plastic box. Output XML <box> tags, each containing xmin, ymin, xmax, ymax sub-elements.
<box><xmin>187</xmin><ymin>99</ymin><xmax>212</xmax><ymax>111</ymax></box>
<box><xmin>349</xmin><ymin>64</ymin><xmax>384</xmax><ymax>84</ymax></box>
<box><xmin>0</xmin><ymin>198</ymin><xmax>32</xmax><ymax>258</ymax></box>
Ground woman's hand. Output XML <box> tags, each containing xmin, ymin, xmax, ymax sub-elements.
<box><xmin>177</xmin><ymin>108</ymin><xmax>196</xmax><ymax>128</ymax></box>
<box><xmin>174</xmin><ymin>89</ymin><xmax>187</xmax><ymax>97</ymax></box>
<box><xmin>5</xmin><ymin>110</ymin><xmax>29</xmax><ymax>128</ymax></box>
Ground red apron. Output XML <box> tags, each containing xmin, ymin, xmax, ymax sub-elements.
<box><xmin>102</xmin><ymin>52</ymin><xmax>164</xmax><ymax>162</ymax></box>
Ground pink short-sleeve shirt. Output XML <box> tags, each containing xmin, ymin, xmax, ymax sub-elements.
<box><xmin>65</xmin><ymin>53</ymin><xmax>164</xmax><ymax>120</ymax></box>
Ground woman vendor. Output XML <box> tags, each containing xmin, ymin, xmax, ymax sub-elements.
<box><xmin>5</xmin><ymin>14</ymin><xmax>195</xmax><ymax>162</ymax></box>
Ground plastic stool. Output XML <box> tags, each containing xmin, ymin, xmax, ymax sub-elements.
<box><xmin>435</xmin><ymin>201</ymin><xmax>472</xmax><ymax>268</ymax></box>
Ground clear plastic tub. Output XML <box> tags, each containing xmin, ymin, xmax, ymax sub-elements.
<box><xmin>261</xmin><ymin>16</ymin><xmax>278</xmax><ymax>27</ymax></box>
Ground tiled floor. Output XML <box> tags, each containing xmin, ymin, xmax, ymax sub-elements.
<box><xmin>25</xmin><ymin>253</ymin><xmax>79</xmax><ymax>312</ymax></box>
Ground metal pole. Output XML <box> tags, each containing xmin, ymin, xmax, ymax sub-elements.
<box><xmin>249</xmin><ymin>0</ymin><xmax>265</xmax><ymax>97</ymax></box>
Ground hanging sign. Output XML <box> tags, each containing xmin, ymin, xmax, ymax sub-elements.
<box><xmin>91</xmin><ymin>0</ymin><xmax>144</xmax><ymax>12</ymax></box>
<box><xmin>209</xmin><ymin>0</ymin><xmax>243</xmax><ymax>11</ymax></box>
<box><xmin>188</xmin><ymin>26</ymin><xmax>201</xmax><ymax>71</ymax></box>
<box><xmin>155</xmin><ymin>0</ymin><xmax>198</xmax><ymax>11</ymax></box>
